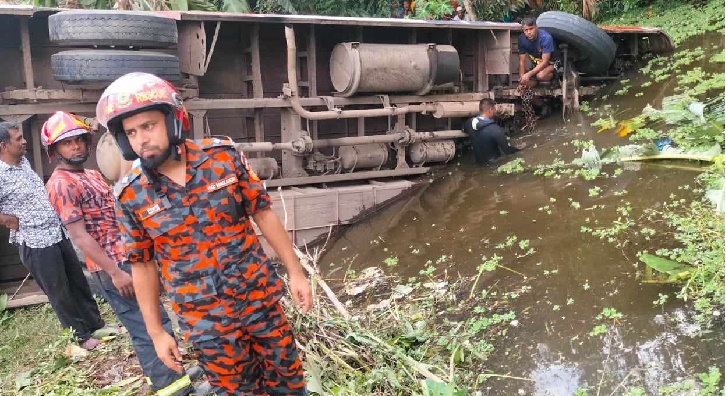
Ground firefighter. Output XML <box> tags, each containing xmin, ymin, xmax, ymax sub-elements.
<box><xmin>42</xmin><ymin>111</ymin><xmax>211</xmax><ymax>396</ymax></box>
<box><xmin>97</xmin><ymin>72</ymin><xmax>312</xmax><ymax>395</ymax></box>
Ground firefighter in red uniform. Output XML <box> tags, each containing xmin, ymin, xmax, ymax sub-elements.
<box><xmin>98</xmin><ymin>72</ymin><xmax>312</xmax><ymax>396</ymax></box>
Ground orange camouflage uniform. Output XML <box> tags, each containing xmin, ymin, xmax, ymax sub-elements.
<box><xmin>46</xmin><ymin>168</ymin><xmax>125</xmax><ymax>272</ymax></box>
<box><xmin>114</xmin><ymin>138</ymin><xmax>306</xmax><ymax>395</ymax></box>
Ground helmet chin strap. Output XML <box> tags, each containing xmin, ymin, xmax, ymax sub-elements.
<box><xmin>54</xmin><ymin>145</ymin><xmax>89</xmax><ymax>166</ymax></box>
<box><xmin>58</xmin><ymin>154</ymin><xmax>89</xmax><ymax>165</ymax></box>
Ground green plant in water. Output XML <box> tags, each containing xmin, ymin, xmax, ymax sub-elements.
<box><xmin>652</xmin><ymin>293</ymin><xmax>668</xmax><ymax>307</ymax></box>
<box><xmin>384</xmin><ymin>256</ymin><xmax>400</xmax><ymax>267</ymax></box>
<box><xmin>622</xmin><ymin>389</ymin><xmax>646</xmax><ymax>396</ymax></box>
<box><xmin>469</xmin><ymin>254</ymin><xmax>502</xmax><ymax>299</ymax></box>
<box><xmin>614</xmin><ymin>86</ymin><xmax>631</xmax><ymax>96</ymax></box>
<box><xmin>643</xmin><ymin>192</ymin><xmax>725</xmax><ymax>328</ymax></box>
<box><xmin>496</xmin><ymin>158</ymin><xmax>525</xmax><ymax>174</ymax></box>
<box><xmin>495</xmin><ymin>234</ymin><xmax>518</xmax><ymax>250</ymax></box>
<box><xmin>592</xmin><ymin>116</ymin><xmax>616</xmax><ymax>132</ymax></box>
<box><xmin>697</xmin><ymin>366</ymin><xmax>722</xmax><ymax>395</ymax></box>
<box><xmin>588</xmin><ymin>324</ymin><xmax>607</xmax><ymax>337</ymax></box>
<box><xmin>596</xmin><ymin>307</ymin><xmax>623</xmax><ymax>321</ymax></box>
<box><xmin>656</xmin><ymin>366</ymin><xmax>721</xmax><ymax>395</ymax></box>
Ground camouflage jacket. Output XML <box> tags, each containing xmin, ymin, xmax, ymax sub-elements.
<box><xmin>115</xmin><ymin>138</ymin><xmax>282</xmax><ymax>343</ymax></box>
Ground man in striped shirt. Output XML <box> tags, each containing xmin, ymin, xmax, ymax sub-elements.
<box><xmin>0</xmin><ymin>121</ymin><xmax>105</xmax><ymax>350</ymax></box>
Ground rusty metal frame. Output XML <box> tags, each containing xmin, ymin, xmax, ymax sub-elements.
<box><xmin>251</xmin><ymin>20</ymin><xmax>266</xmax><ymax>155</ymax></box>
<box><xmin>265</xmin><ymin>167</ymin><xmax>429</xmax><ymax>188</ymax></box>
<box><xmin>280</xmin><ymin>109</ymin><xmax>308</xmax><ymax>178</ymax></box>
<box><xmin>0</xmin><ymin>92</ymin><xmax>489</xmax><ymax>117</ymax></box>
<box><xmin>178</xmin><ymin>21</ymin><xmax>207</xmax><ymax>76</ymax></box>
<box><xmin>19</xmin><ymin>17</ymin><xmax>34</xmax><ymax>90</ymax></box>
<box><xmin>1</xmin><ymin>87</ymin><xmax>200</xmax><ymax>103</ymax></box>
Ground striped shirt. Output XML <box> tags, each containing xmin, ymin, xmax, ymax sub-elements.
<box><xmin>0</xmin><ymin>157</ymin><xmax>65</xmax><ymax>248</ymax></box>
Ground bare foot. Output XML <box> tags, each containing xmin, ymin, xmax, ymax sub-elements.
<box><xmin>80</xmin><ymin>338</ymin><xmax>101</xmax><ymax>351</ymax></box>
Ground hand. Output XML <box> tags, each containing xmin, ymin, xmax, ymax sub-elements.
<box><xmin>522</xmin><ymin>71</ymin><xmax>532</xmax><ymax>82</ymax></box>
<box><xmin>0</xmin><ymin>215</ymin><xmax>19</xmax><ymax>231</ymax></box>
<box><xmin>519</xmin><ymin>78</ymin><xmax>536</xmax><ymax>88</ymax></box>
<box><xmin>288</xmin><ymin>272</ymin><xmax>313</xmax><ymax>313</ymax></box>
<box><xmin>83</xmin><ymin>117</ymin><xmax>100</xmax><ymax>132</ymax></box>
<box><xmin>111</xmin><ymin>270</ymin><xmax>135</xmax><ymax>299</ymax></box>
<box><xmin>151</xmin><ymin>332</ymin><xmax>184</xmax><ymax>373</ymax></box>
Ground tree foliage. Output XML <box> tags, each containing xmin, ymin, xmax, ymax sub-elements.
<box><xmin>29</xmin><ymin>0</ymin><xmax>718</xmax><ymax>26</ymax></box>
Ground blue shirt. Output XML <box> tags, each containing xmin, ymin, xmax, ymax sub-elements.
<box><xmin>469</xmin><ymin>115</ymin><xmax>493</xmax><ymax>131</ymax></box>
<box><xmin>518</xmin><ymin>28</ymin><xmax>559</xmax><ymax>63</ymax></box>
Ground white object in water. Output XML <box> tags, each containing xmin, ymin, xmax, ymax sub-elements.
<box><xmin>687</xmin><ymin>101</ymin><xmax>707</xmax><ymax>123</ymax></box>
<box><xmin>580</xmin><ymin>146</ymin><xmax>602</xmax><ymax>169</ymax></box>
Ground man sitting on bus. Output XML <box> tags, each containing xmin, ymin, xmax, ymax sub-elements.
<box><xmin>517</xmin><ymin>17</ymin><xmax>561</xmax><ymax>87</ymax></box>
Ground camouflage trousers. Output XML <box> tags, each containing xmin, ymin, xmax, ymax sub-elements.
<box><xmin>194</xmin><ymin>302</ymin><xmax>307</xmax><ymax>396</ymax></box>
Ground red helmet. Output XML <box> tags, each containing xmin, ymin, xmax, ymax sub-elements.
<box><xmin>96</xmin><ymin>72</ymin><xmax>190</xmax><ymax>161</ymax></box>
<box><xmin>41</xmin><ymin>112</ymin><xmax>93</xmax><ymax>163</ymax></box>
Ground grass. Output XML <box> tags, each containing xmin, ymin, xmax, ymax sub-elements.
<box><xmin>0</xmin><ymin>304</ymin><xmax>64</xmax><ymax>390</ymax></box>
<box><xmin>0</xmin><ymin>300</ymin><xmax>146</xmax><ymax>396</ymax></box>
<box><xmin>600</xmin><ymin>0</ymin><xmax>725</xmax><ymax>45</ymax></box>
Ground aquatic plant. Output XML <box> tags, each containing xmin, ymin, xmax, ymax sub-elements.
<box><xmin>496</xmin><ymin>158</ymin><xmax>525</xmax><ymax>174</ymax></box>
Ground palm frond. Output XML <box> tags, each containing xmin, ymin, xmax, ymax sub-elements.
<box><xmin>582</xmin><ymin>0</ymin><xmax>596</xmax><ymax>20</ymax></box>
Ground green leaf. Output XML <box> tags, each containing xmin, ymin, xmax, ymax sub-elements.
<box><xmin>421</xmin><ymin>379</ymin><xmax>466</xmax><ymax>396</ymax></box>
<box><xmin>303</xmin><ymin>361</ymin><xmax>325</xmax><ymax>394</ymax></box>
<box><xmin>392</xmin><ymin>284</ymin><xmax>414</xmax><ymax>296</ymax></box>
<box><xmin>274</xmin><ymin>0</ymin><xmax>297</xmax><ymax>14</ymax></box>
<box><xmin>451</xmin><ymin>344</ymin><xmax>464</xmax><ymax>364</ymax></box>
<box><xmin>15</xmin><ymin>370</ymin><xmax>33</xmax><ymax>391</ymax></box>
<box><xmin>187</xmin><ymin>0</ymin><xmax>217</xmax><ymax>11</ymax></box>
<box><xmin>640</xmin><ymin>254</ymin><xmax>692</xmax><ymax>276</ymax></box>
<box><xmin>345</xmin><ymin>332</ymin><xmax>377</xmax><ymax>347</ymax></box>
<box><xmin>219</xmin><ymin>0</ymin><xmax>251</xmax><ymax>13</ymax></box>
<box><xmin>0</xmin><ymin>293</ymin><xmax>7</xmax><ymax>312</ymax></box>
<box><xmin>168</xmin><ymin>0</ymin><xmax>189</xmax><ymax>11</ymax></box>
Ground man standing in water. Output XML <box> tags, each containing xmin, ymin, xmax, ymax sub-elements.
<box><xmin>99</xmin><ymin>72</ymin><xmax>312</xmax><ymax>395</ymax></box>
<box><xmin>43</xmin><ymin>111</ymin><xmax>206</xmax><ymax>396</ymax></box>
<box><xmin>464</xmin><ymin>99</ymin><xmax>522</xmax><ymax>164</ymax></box>
<box><xmin>0</xmin><ymin>121</ymin><xmax>106</xmax><ymax>350</ymax></box>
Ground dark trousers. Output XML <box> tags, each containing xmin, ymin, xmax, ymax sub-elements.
<box><xmin>18</xmin><ymin>237</ymin><xmax>105</xmax><ymax>342</ymax></box>
<box><xmin>93</xmin><ymin>262</ymin><xmax>192</xmax><ymax>395</ymax></box>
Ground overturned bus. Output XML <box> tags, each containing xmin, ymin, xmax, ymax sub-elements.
<box><xmin>0</xmin><ymin>6</ymin><xmax>674</xmax><ymax>294</ymax></box>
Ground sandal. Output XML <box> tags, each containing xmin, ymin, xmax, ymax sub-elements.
<box><xmin>91</xmin><ymin>325</ymin><xmax>121</xmax><ymax>339</ymax></box>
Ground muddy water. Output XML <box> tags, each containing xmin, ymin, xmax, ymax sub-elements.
<box><xmin>320</xmin><ymin>33</ymin><xmax>724</xmax><ymax>394</ymax></box>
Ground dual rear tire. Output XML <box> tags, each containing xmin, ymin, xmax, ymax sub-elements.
<box><xmin>48</xmin><ymin>11</ymin><xmax>181</xmax><ymax>84</ymax></box>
